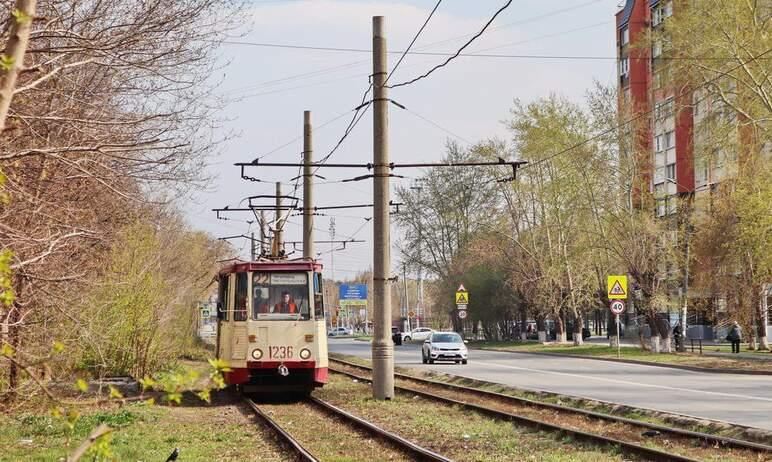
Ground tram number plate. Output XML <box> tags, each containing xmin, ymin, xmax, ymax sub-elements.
<box><xmin>269</xmin><ymin>346</ymin><xmax>293</xmax><ymax>359</ymax></box>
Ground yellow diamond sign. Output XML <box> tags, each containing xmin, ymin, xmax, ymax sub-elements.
<box><xmin>607</xmin><ymin>275</ymin><xmax>628</xmax><ymax>300</ymax></box>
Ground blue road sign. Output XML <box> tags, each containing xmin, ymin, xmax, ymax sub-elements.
<box><xmin>339</xmin><ymin>284</ymin><xmax>367</xmax><ymax>305</ymax></box>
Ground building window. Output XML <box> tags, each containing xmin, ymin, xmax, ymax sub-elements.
<box><xmin>656</xmin><ymin>199</ymin><xmax>667</xmax><ymax>217</ymax></box>
<box><xmin>663</xmin><ymin>1</ymin><xmax>673</xmax><ymax>18</ymax></box>
<box><xmin>695</xmin><ymin>159</ymin><xmax>708</xmax><ymax>186</ymax></box>
<box><xmin>652</xmin><ymin>1</ymin><xmax>673</xmax><ymax>27</ymax></box>
<box><xmin>619</xmin><ymin>57</ymin><xmax>629</xmax><ymax>76</ymax></box>
<box><xmin>620</xmin><ymin>27</ymin><xmax>629</xmax><ymax>45</ymax></box>
<box><xmin>664</xmin><ymin>98</ymin><xmax>674</xmax><ymax>117</ymax></box>
<box><xmin>655</xmin><ymin>98</ymin><xmax>674</xmax><ymax>119</ymax></box>
<box><xmin>668</xmin><ymin>197</ymin><xmax>677</xmax><ymax>215</ymax></box>
<box><xmin>654</xmin><ymin>182</ymin><xmax>665</xmax><ymax>196</ymax></box>
<box><xmin>652</xmin><ymin>7</ymin><xmax>662</xmax><ymax>26</ymax></box>
<box><xmin>666</xmin><ymin>163</ymin><xmax>676</xmax><ymax>181</ymax></box>
<box><xmin>655</xmin><ymin>134</ymin><xmax>664</xmax><ymax>152</ymax></box>
<box><xmin>652</xmin><ymin>41</ymin><xmax>662</xmax><ymax>58</ymax></box>
<box><xmin>664</xmin><ymin>130</ymin><xmax>675</xmax><ymax>149</ymax></box>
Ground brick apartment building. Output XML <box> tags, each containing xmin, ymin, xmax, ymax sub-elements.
<box><xmin>615</xmin><ymin>0</ymin><xmax>771</xmax><ymax>340</ymax></box>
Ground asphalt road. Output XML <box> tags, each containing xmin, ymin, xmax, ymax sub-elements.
<box><xmin>328</xmin><ymin>338</ymin><xmax>772</xmax><ymax>431</ymax></box>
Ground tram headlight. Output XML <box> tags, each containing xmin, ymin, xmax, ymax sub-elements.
<box><xmin>251</xmin><ymin>349</ymin><xmax>263</xmax><ymax>360</ymax></box>
<box><xmin>299</xmin><ymin>348</ymin><xmax>312</xmax><ymax>360</ymax></box>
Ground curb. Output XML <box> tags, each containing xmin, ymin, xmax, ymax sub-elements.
<box><xmin>474</xmin><ymin>347</ymin><xmax>772</xmax><ymax>376</ymax></box>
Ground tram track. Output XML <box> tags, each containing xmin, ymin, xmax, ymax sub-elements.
<box><xmin>329</xmin><ymin>357</ymin><xmax>772</xmax><ymax>462</ymax></box>
<box><xmin>245</xmin><ymin>395</ymin><xmax>453</xmax><ymax>462</ymax></box>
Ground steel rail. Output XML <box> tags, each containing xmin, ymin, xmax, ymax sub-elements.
<box><xmin>330</xmin><ymin>357</ymin><xmax>772</xmax><ymax>454</ymax></box>
<box><xmin>309</xmin><ymin>396</ymin><xmax>454</xmax><ymax>462</ymax></box>
<box><xmin>245</xmin><ymin>398</ymin><xmax>320</xmax><ymax>462</ymax></box>
<box><xmin>246</xmin><ymin>395</ymin><xmax>453</xmax><ymax>462</ymax></box>
<box><xmin>328</xmin><ymin>360</ymin><xmax>752</xmax><ymax>462</ymax></box>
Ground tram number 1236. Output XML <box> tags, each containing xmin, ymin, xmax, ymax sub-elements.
<box><xmin>269</xmin><ymin>346</ymin><xmax>293</xmax><ymax>359</ymax></box>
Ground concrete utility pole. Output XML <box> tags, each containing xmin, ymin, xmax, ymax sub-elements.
<box><xmin>371</xmin><ymin>15</ymin><xmax>394</xmax><ymax>400</ymax></box>
<box><xmin>274</xmin><ymin>182</ymin><xmax>284</xmax><ymax>257</ymax></box>
<box><xmin>403</xmin><ymin>263</ymin><xmax>410</xmax><ymax>332</ymax></box>
<box><xmin>329</xmin><ymin>218</ymin><xmax>337</xmax><ymax>327</ymax></box>
<box><xmin>260</xmin><ymin>210</ymin><xmax>268</xmax><ymax>256</ymax></box>
<box><xmin>303</xmin><ymin>110</ymin><xmax>314</xmax><ymax>260</ymax></box>
<box><xmin>250</xmin><ymin>232</ymin><xmax>256</xmax><ymax>261</ymax></box>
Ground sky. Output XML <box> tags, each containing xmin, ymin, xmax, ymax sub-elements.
<box><xmin>184</xmin><ymin>0</ymin><xmax>622</xmax><ymax>280</ymax></box>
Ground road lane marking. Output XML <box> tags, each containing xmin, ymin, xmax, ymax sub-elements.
<box><xmin>474</xmin><ymin>360</ymin><xmax>772</xmax><ymax>403</ymax></box>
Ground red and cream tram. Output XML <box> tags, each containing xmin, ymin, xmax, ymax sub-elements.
<box><xmin>216</xmin><ymin>260</ymin><xmax>328</xmax><ymax>393</ymax></box>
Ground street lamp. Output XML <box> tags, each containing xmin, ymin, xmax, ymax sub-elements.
<box><xmin>409</xmin><ymin>184</ymin><xmax>424</xmax><ymax>328</ymax></box>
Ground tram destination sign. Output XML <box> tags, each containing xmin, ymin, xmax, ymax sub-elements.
<box><xmin>339</xmin><ymin>284</ymin><xmax>368</xmax><ymax>306</ymax></box>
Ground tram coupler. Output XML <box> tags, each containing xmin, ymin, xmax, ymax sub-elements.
<box><xmin>277</xmin><ymin>364</ymin><xmax>289</xmax><ymax>377</ymax></box>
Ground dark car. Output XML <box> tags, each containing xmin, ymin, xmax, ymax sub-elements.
<box><xmin>391</xmin><ymin>326</ymin><xmax>403</xmax><ymax>345</ymax></box>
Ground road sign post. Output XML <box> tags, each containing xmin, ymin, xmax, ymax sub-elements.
<box><xmin>607</xmin><ymin>276</ymin><xmax>628</xmax><ymax>358</ymax></box>
<box><xmin>609</xmin><ymin>299</ymin><xmax>626</xmax><ymax>359</ymax></box>
<box><xmin>455</xmin><ymin>284</ymin><xmax>468</xmax><ymax>337</ymax></box>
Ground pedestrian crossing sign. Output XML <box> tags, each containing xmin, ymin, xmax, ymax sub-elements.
<box><xmin>607</xmin><ymin>275</ymin><xmax>627</xmax><ymax>300</ymax></box>
<box><xmin>455</xmin><ymin>291</ymin><xmax>469</xmax><ymax>304</ymax></box>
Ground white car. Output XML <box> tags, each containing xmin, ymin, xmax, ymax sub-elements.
<box><xmin>328</xmin><ymin>327</ymin><xmax>353</xmax><ymax>337</ymax></box>
<box><xmin>422</xmin><ymin>331</ymin><xmax>468</xmax><ymax>364</ymax></box>
<box><xmin>403</xmin><ymin>327</ymin><xmax>433</xmax><ymax>343</ymax></box>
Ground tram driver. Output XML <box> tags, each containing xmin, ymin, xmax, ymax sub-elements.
<box><xmin>274</xmin><ymin>291</ymin><xmax>298</xmax><ymax>314</ymax></box>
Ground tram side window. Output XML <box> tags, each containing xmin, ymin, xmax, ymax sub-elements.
<box><xmin>218</xmin><ymin>275</ymin><xmax>229</xmax><ymax>321</ymax></box>
<box><xmin>234</xmin><ymin>272</ymin><xmax>248</xmax><ymax>321</ymax></box>
<box><xmin>314</xmin><ymin>272</ymin><xmax>325</xmax><ymax>318</ymax></box>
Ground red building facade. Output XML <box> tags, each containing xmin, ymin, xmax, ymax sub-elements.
<box><xmin>616</xmin><ymin>0</ymin><xmax>695</xmax><ymax>214</ymax></box>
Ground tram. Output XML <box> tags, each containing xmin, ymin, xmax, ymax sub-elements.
<box><xmin>216</xmin><ymin>259</ymin><xmax>328</xmax><ymax>393</ymax></box>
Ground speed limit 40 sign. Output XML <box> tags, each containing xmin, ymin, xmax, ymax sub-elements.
<box><xmin>610</xmin><ymin>300</ymin><xmax>625</xmax><ymax>315</ymax></box>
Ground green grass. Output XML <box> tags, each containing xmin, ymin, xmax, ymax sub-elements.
<box><xmin>1</xmin><ymin>399</ymin><xmax>291</xmax><ymax>462</ymax></box>
<box><xmin>318</xmin><ymin>375</ymin><xmax>624</xmax><ymax>461</ymax></box>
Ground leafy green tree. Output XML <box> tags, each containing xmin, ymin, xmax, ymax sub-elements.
<box><xmin>395</xmin><ymin>141</ymin><xmax>505</xmax><ymax>327</ymax></box>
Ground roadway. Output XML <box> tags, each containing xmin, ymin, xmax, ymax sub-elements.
<box><xmin>328</xmin><ymin>338</ymin><xmax>772</xmax><ymax>431</ymax></box>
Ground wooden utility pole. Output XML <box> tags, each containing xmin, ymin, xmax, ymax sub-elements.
<box><xmin>303</xmin><ymin>110</ymin><xmax>314</xmax><ymax>260</ymax></box>
<box><xmin>0</xmin><ymin>0</ymin><xmax>37</xmax><ymax>132</ymax></box>
<box><xmin>371</xmin><ymin>15</ymin><xmax>394</xmax><ymax>400</ymax></box>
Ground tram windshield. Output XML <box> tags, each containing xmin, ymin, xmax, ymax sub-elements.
<box><xmin>252</xmin><ymin>272</ymin><xmax>310</xmax><ymax>320</ymax></box>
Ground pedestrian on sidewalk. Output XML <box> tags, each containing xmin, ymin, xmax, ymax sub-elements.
<box><xmin>673</xmin><ymin>322</ymin><xmax>683</xmax><ymax>351</ymax></box>
<box><xmin>726</xmin><ymin>322</ymin><xmax>742</xmax><ymax>354</ymax></box>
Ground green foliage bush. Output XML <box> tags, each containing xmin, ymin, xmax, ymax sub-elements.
<box><xmin>76</xmin><ymin>218</ymin><xmax>224</xmax><ymax>380</ymax></box>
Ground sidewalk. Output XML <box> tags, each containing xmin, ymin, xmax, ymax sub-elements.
<box><xmin>705</xmin><ymin>351</ymin><xmax>772</xmax><ymax>362</ymax></box>
<box><xmin>585</xmin><ymin>336</ymin><xmax>772</xmax><ymax>362</ymax></box>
